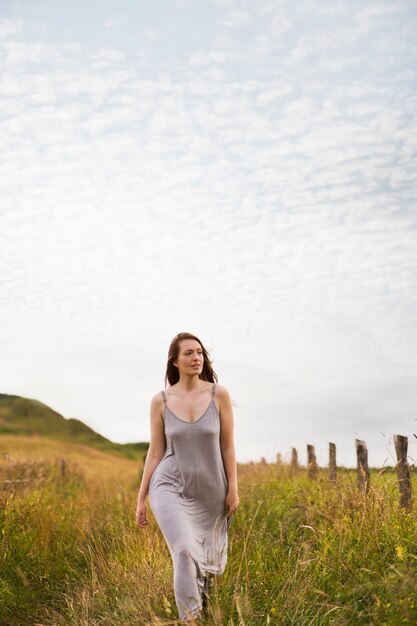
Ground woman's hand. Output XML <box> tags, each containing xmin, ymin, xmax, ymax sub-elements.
<box><xmin>136</xmin><ymin>498</ymin><xmax>149</xmax><ymax>528</ymax></box>
<box><xmin>225</xmin><ymin>488</ymin><xmax>239</xmax><ymax>518</ymax></box>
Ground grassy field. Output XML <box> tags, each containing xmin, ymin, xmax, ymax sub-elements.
<box><xmin>1</xmin><ymin>437</ymin><xmax>417</xmax><ymax>625</ymax></box>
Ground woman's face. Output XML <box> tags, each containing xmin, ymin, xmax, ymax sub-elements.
<box><xmin>174</xmin><ymin>339</ymin><xmax>204</xmax><ymax>376</ymax></box>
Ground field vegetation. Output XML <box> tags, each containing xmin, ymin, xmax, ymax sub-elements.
<box><xmin>1</xmin><ymin>436</ymin><xmax>417</xmax><ymax>625</ymax></box>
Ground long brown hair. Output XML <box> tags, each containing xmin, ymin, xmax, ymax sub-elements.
<box><xmin>165</xmin><ymin>332</ymin><xmax>218</xmax><ymax>387</ymax></box>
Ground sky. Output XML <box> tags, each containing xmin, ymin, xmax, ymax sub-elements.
<box><xmin>1</xmin><ymin>0</ymin><xmax>417</xmax><ymax>468</ymax></box>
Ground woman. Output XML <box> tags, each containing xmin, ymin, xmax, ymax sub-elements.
<box><xmin>136</xmin><ymin>332</ymin><xmax>239</xmax><ymax>622</ymax></box>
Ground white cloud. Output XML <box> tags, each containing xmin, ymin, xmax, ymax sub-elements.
<box><xmin>219</xmin><ymin>10</ymin><xmax>251</xmax><ymax>27</ymax></box>
<box><xmin>0</xmin><ymin>18</ymin><xmax>24</xmax><ymax>39</ymax></box>
<box><xmin>270</xmin><ymin>14</ymin><xmax>292</xmax><ymax>37</ymax></box>
<box><xmin>90</xmin><ymin>48</ymin><xmax>126</xmax><ymax>63</ymax></box>
<box><xmin>353</xmin><ymin>2</ymin><xmax>403</xmax><ymax>36</ymax></box>
<box><xmin>143</xmin><ymin>29</ymin><xmax>160</xmax><ymax>41</ymax></box>
<box><xmin>295</xmin><ymin>0</ymin><xmax>349</xmax><ymax>16</ymax></box>
<box><xmin>188</xmin><ymin>49</ymin><xmax>241</xmax><ymax>66</ymax></box>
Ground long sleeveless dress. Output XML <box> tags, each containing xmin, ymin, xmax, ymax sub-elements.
<box><xmin>148</xmin><ymin>383</ymin><xmax>230</xmax><ymax>622</ymax></box>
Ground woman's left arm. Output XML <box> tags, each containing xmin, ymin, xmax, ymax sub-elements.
<box><xmin>218</xmin><ymin>385</ymin><xmax>239</xmax><ymax>517</ymax></box>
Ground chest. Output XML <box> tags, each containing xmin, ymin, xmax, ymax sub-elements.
<box><xmin>164</xmin><ymin>404</ymin><xmax>220</xmax><ymax>444</ymax></box>
<box><xmin>166</xmin><ymin>391</ymin><xmax>214</xmax><ymax>423</ymax></box>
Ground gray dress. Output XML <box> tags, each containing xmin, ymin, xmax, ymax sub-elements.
<box><xmin>149</xmin><ymin>383</ymin><xmax>230</xmax><ymax>622</ymax></box>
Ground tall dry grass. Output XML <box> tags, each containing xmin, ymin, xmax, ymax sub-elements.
<box><xmin>1</xmin><ymin>444</ymin><xmax>417</xmax><ymax>625</ymax></box>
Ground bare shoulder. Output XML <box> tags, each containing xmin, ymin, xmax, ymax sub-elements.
<box><xmin>214</xmin><ymin>383</ymin><xmax>231</xmax><ymax>400</ymax></box>
<box><xmin>214</xmin><ymin>384</ymin><xmax>233</xmax><ymax>415</ymax></box>
<box><xmin>150</xmin><ymin>391</ymin><xmax>165</xmax><ymax>410</ymax></box>
<box><xmin>151</xmin><ymin>390</ymin><xmax>165</xmax><ymax>402</ymax></box>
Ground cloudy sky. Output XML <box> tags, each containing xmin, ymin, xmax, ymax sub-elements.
<box><xmin>1</xmin><ymin>0</ymin><xmax>416</xmax><ymax>467</ymax></box>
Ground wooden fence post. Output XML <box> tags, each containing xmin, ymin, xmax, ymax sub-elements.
<box><xmin>355</xmin><ymin>439</ymin><xmax>370</xmax><ymax>493</ymax></box>
<box><xmin>394</xmin><ymin>434</ymin><xmax>412</xmax><ymax>510</ymax></box>
<box><xmin>307</xmin><ymin>444</ymin><xmax>318</xmax><ymax>479</ymax></box>
<box><xmin>291</xmin><ymin>448</ymin><xmax>298</xmax><ymax>471</ymax></box>
<box><xmin>329</xmin><ymin>442</ymin><xmax>336</xmax><ymax>482</ymax></box>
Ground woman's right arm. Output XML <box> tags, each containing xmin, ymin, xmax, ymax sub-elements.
<box><xmin>135</xmin><ymin>393</ymin><xmax>166</xmax><ymax>529</ymax></box>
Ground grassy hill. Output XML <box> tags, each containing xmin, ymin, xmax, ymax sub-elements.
<box><xmin>0</xmin><ymin>393</ymin><xmax>148</xmax><ymax>461</ymax></box>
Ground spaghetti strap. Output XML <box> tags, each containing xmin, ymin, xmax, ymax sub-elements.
<box><xmin>161</xmin><ymin>390</ymin><xmax>166</xmax><ymax>403</ymax></box>
<box><xmin>212</xmin><ymin>383</ymin><xmax>216</xmax><ymax>398</ymax></box>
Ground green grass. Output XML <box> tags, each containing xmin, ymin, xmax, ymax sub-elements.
<box><xmin>1</xmin><ymin>446</ymin><xmax>417</xmax><ymax>625</ymax></box>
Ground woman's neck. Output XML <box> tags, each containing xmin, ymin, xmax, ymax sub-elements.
<box><xmin>174</xmin><ymin>375</ymin><xmax>206</xmax><ymax>393</ymax></box>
